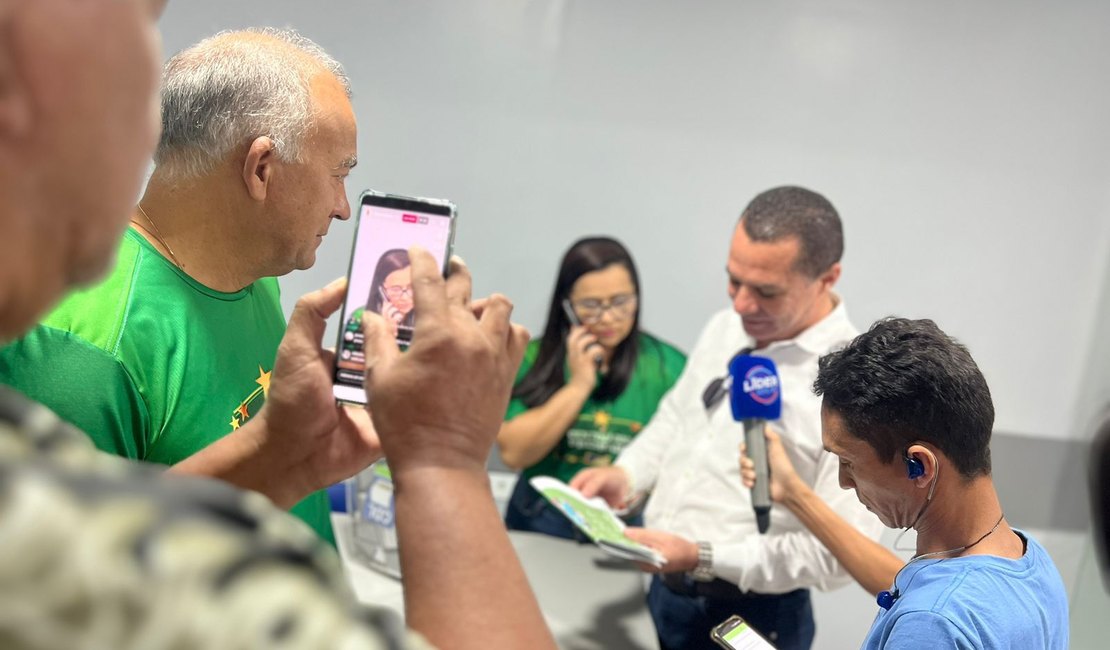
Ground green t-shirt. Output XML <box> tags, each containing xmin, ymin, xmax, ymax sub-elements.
<box><xmin>505</xmin><ymin>333</ymin><xmax>686</xmax><ymax>484</ymax></box>
<box><xmin>0</xmin><ymin>229</ymin><xmax>334</xmax><ymax>544</ymax></box>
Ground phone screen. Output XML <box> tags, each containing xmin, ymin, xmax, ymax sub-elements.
<box><xmin>711</xmin><ymin>615</ymin><xmax>776</xmax><ymax>650</ymax></box>
<box><xmin>333</xmin><ymin>191</ymin><xmax>455</xmax><ymax>405</ymax></box>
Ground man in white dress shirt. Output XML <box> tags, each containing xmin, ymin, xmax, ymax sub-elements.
<box><xmin>573</xmin><ymin>186</ymin><xmax>883</xmax><ymax>650</ymax></box>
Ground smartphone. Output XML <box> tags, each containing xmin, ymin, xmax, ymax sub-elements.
<box><xmin>561</xmin><ymin>299</ymin><xmax>583</xmax><ymax>326</ymax></box>
<box><xmin>711</xmin><ymin>615</ymin><xmax>776</xmax><ymax>650</ymax></box>
<box><xmin>562</xmin><ymin>299</ymin><xmax>604</xmax><ymax>370</ymax></box>
<box><xmin>333</xmin><ymin>190</ymin><xmax>456</xmax><ymax>406</ymax></box>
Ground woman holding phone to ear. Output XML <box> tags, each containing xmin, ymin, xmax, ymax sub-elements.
<box><xmin>498</xmin><ymin>237</ymin><xmax>686</xmax><ymax>540</ymax></box>
<box><xmin>366</xmin><ymin>248</ymin><xmax>415</xmax><ymax>331</ymax></box>
<box><xmin>339</xmin><ymin>249</ymin><xmax>414</xmax><ymax>365</ymax></box>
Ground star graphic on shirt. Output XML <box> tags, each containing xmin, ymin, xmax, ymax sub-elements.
<box><xmin>592</xmin><ymin>410</ymin><xmax>611</xmax><ymax>431</ymax></box>
<box><xmin>237</xmin><ymin>403</ymin><xmax>250</xmax><ymax>421</ymax></box>
<box><xmin>229</xmin><ymin>416</ymin><xmax>241</xmax><ymax>430</ymax></box>
<box><xmin>256</xmin><ymin>366</ymin><xmax>272</xmax><ymax>399</ymax></box>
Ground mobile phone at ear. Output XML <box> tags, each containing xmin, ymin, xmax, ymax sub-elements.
<box><xmin>333</xmin><ymin>190</ymin><xmax>456</xmax><ymax>406</ymax></box>
<box><xmin>562</xmin><ymin>299</ymin><xmax>604</xmax><ymax>370</ymax></box>
<box><xmin>562</xmin><ymin>299</ymin><xmax>582</xmax><ymax>326</ymax></box>
<box><xmin>711</xmin><ymin>615</ymin><xmax>776</xmax><ymax>649</ymax></box>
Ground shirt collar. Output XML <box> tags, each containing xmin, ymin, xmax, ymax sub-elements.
<box><xmin>759</xmin><ymin>294</ymin><xmax>852</xmax><ymax>356</ymax></box>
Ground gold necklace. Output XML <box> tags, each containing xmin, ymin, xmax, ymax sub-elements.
<box><xmin>135</xmin><ymin>204</ymin><xmax>184</xmax><ymax>270</ymax></box>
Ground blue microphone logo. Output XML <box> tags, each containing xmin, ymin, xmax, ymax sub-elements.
<box><xmin>742</xmin><ymin>365</ymin><xmax>780</xmax><ymax>406</ymax></box>
<box><xmin>730</xmin><ymin>354</ymin><xmax>782</xmax><ymax>421</ymax></box>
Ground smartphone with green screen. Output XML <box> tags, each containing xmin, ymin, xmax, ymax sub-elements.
<box><xmin>711</xmin><ymin>615</ymin><xmax>777</xmax><ymax>650</ymax></box>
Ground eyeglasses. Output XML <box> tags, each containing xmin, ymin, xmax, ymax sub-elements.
<box><xmin>383</xmin><ymin>285</ymin><xmax>413</xmax><ymax>301</ymax></box>
<box><xmin>569</xmin><ymin>293</ymin><xmax>638</xmax><ymax>324</ymax></box>
<box><xmin>701</xmin><ymin>347</ymin><xmax>753</xmax><ymax>410</ymax></box>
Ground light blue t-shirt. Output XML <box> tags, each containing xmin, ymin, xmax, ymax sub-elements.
<box><xmin>862</xmin><ymin>530</ymin><xmax>1068</xmax><ymax>649</ymax></box>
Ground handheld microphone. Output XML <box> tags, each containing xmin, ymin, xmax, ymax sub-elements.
<box><xmin>729</xmin><ymin>354</ymin><xmax>782</xmax><ymax>534</ymax></box>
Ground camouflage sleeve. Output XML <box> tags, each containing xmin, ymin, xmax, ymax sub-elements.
<box><xmin>0</xmin><ymin>387</ymin><xmax>433</xmax><ymax>650</ymax></box>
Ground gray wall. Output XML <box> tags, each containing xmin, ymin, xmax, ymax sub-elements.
<box><xmin>160</xmin><ymin>0</ymin><xmax>1110</xmax><ymax>443</ymax></box>
<box><xmin>157</xmin><ymin>1</ymin><xmax>1109</xmax><ymax>646</ymax></box>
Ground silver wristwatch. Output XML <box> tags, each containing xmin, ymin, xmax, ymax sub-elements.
<box><xmin>690</xmin><ymin>540</ymin><xmax>714</xmax><ymax>582</ymax></box>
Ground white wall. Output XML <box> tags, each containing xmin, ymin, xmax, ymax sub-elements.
<box><xmin>161</xmin><ymin>0</ymin><xmax>1110</xmax><ymax>444</ymax></box>
<box><xmin>155</xmin><ymin>2</ymin><xmax>1109</xmax><ymax>647</ymax></box>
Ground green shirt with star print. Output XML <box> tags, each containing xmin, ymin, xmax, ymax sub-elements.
<box><xmin>505</xmin><ymin>333</ymin><xmax>686</xmax><ymax>484</ymax></box>
<box><xmin>0</xmin><ymin>228</ymin><xmax>334</xmax><ymax>544</ymax></box>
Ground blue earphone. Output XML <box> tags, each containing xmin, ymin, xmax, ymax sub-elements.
<box><xmin>904</xmin><ymin>451</ymin><xmax>925</xmax><ymax>480</ymax></box>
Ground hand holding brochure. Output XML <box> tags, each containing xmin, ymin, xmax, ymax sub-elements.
<box><xmin>529</xmin><ymin>476</ymin><xmax>665</xmax><ymax>568</ymax></box>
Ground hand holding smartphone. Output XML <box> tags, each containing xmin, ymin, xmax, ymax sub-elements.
<box><xmin>333</xmin><ymin>190</ymin><xmax>456</xmax><ymax>406</ymax></box>
<box><xmin>562</xmin><ymin>299</ymin><xmax>604</xmax><ymax>370</ymax></box>
<box><xmin>711</xmin><ymin>615</ymin><xmax>777</xmax><ymax>650</ymax></box>
<box><xmin>561</xmin><ymin>299</ymin><xmax>583</xmax><ymax>328</ymax></box>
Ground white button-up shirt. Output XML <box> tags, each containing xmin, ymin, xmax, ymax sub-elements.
<box><xmin>616</xmin><ymin>300</ymin><xmax>883</xmax><ymax>594</ymax></box>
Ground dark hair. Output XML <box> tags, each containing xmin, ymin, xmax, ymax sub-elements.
<box><xmin>514</xmin><ymin>237</ymin><xmax>642</xmax><ymax>406</ymax></box>
<box><xmin>366</xmin><ymin>248</ymin><xmax>414</xmax><ymax>329</ymax></box>
<box><xmin>813</xmin><ymin>317</ymin><xmax>994</xmax><ymax>479</ymax></box>
<box><xmin>741</xmin><ymin>186</ymin><xmax>843</xmax><ymax>279</ymax></box>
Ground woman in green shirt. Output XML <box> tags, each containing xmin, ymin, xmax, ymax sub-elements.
<box><xmin>498</xmin><ymin>237</ymin><xmax>686</xmax><ymax>540</ymax></box>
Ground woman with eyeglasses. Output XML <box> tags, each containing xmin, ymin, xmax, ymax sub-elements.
<box><xmin>365</xmin><ymin>249</ymin><xmax>415</xmax><ymax>333</ymax></box>
<box><xmin>339</xmin><ymin>249</ymin><xmax>413</xmax><ymax>365</ymax></box>
<box><xmin>498</xmin><ymin>237</ymin><xmax>686</xmax><ymax>540</ymax></box>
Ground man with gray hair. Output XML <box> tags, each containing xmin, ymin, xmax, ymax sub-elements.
<box><xmin>0</xmin><ymin>3</ymin><xmax>555</xmax><ymax>647</ymax></box>
<box><xmin>0</xmin><ymin>27</ymin><xmax>358</xmax><ymax>544</ymax></box>
<box><xmin>573</xmin><ymin>186</ymin><xmax>883</xmax><ymax>650</ymax></box>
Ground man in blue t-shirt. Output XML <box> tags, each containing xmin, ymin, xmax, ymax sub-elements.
<box><xmin>808</xmin><ymin>317</ymin><xmax>1068</xmax><ymax>649</ymax></box>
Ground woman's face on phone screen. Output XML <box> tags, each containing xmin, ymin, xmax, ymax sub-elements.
<box><xmin>382</xmin><ymin>266</ymin><xmax>414</xmax><ymax>314</ymax></box>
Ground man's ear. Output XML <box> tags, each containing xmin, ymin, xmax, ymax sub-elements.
<box><xmin>0</xmin><ymin>29</ymin><xmax>33</xmax><ymax>141</ymax></box>
<box><xmin>905</xmin><ymin>443</ymin><xmax>939</xmax><ymax>488</ymax></box>
<box><xmin>242</xmin><ymin>136</ymin><xmax>277</xmax><ymax>201</ymax></box>
<box><xmin>818</xmin><ymin>262</ymin><xmax>842</xmax><ymax>292</ymax></box>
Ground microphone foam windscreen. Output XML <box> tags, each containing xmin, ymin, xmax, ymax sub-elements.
<box><xmin>729</xmin><ymin>354</ymin><xmax>782</xmax><ymax>421</ymax></box>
